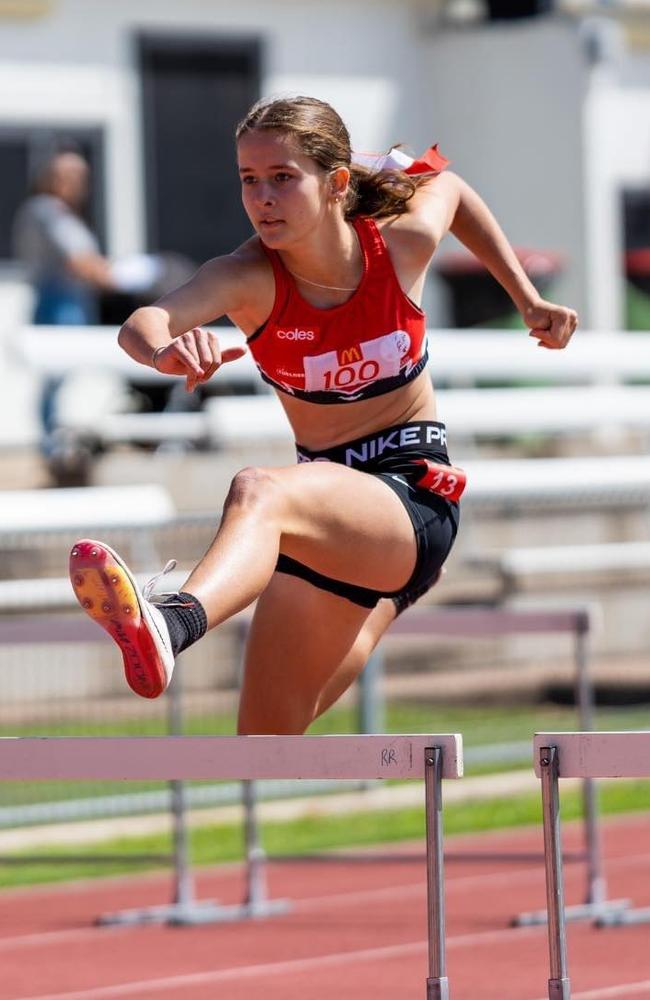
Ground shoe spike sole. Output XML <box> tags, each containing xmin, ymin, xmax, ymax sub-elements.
<box><xmin>69</xmin><ymin>539</ymin><xmax>167</xmax><ymax>698</ymax></box>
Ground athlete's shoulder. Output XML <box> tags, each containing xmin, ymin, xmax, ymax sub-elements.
<box><xmin>405</xmin><ymin>171</ymin><xmax>461</xmax><ymax>223</ymax></box>
<box><xmin>208</xmin><ymin>237</ymin><xmax>276</xmax><ymax>334</ymax></box>
<box><xmin>382</xmin><ymin>171</ymin><xmax>462</xmax><ymax>254</ymax></box>
<box><xmin>194</xmin><ymin>237</ymin><xmax>272</xmax><ymax>300</ymax></box>
<box><xmin>198</xmin><ymin>236</ymin><xmax>268</xmax><ymax>281</ymax></box>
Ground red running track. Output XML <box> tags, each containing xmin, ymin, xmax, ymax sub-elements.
<box><xmin>1</xmin><ymin>814</ymin><xmax>650</xmax><ymax>1000</ymax></box>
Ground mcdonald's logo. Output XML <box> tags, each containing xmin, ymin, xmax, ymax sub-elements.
<box><xmin>337</xmin><ymin>345</ymin><xmax>362</xmax><ymax>366</ymax></box>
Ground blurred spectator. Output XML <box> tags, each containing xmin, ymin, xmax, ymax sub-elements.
<box><xmin>12</xmin><ymin>149</ymin><xmax>114</xmax><ymax>326</ymax></box>
<box><xmin>12</xmin><ymin>150</ymin><xmax>115</xmax><ymax>454</ymax></box>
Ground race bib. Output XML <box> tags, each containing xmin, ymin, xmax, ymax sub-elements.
<box><xmin>303</xmin><ymin>331</ymin><xmax>413</xmax><ymax>396</ymax></box>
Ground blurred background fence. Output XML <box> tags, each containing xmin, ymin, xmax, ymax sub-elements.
<box><xmin>0</xmin><ymin>474</ymin><xmax>648</xmax><ymax>842</ymax></box>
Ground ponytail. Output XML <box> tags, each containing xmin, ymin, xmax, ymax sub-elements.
<box><xmin>345</xmin><ymin>164</ymin><xmax>430</xmax><ymax>220</ymax></box>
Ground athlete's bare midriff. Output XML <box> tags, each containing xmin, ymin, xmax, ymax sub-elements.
<box><xmin>275</xmin><ymin>369</ymin><xmax>438</xmax><ymax>450</ymax></box>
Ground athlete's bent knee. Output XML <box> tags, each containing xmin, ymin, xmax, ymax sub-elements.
<box><xmin>224</xmin><ymin>466</ymin><xmax>280</xmax><ymax>514</ymax></box>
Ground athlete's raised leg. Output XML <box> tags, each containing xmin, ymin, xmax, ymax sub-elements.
<box><xmin>183</xmin><ymin>461</ymin><xmax>417</xmax><ymax>628</ymax></box>
<box><xmin>70</xmin><ymin>461</ymin><xmax>416</xmax><ymax>698</ymax></box>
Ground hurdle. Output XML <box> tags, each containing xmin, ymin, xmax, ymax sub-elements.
<box><xmin>0</xmin><ymin>733</ymin><xmax>463</xmax><ymax>1000</ymax></box>
<box><xmin>534</xmin><ymin>732</ymin><xmax>650</xmax><ymax>1000</ymax></box>
<box><xmin>386</xmin><ymin>605</ymin><xmax>630</xmax><ymax>928</ymax></box>
<box><xmin>0</xmin><ymin>609</ymin><xmax>416</xmax><ymax>930</ymax></box>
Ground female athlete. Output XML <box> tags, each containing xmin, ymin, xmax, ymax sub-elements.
<box><xmin>69</xmin><ymin>96</ymin><xmax>577</xmax><ymax>734</ymax></box>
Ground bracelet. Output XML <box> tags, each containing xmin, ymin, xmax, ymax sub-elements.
<box><xmin>151</xmin><ymin>346</ymin><xmax>167</xmax><ymax>371</ymax></box>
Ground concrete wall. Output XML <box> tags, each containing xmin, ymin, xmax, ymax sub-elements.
<box><xmin>2</xmin><ymin>4</ymin><xmax>650</xmax><ymax>330</ymax></box>
<box><xmin>423</xmin><ymin>17</ymin><xmax>590</xmax><ymax>322</ymax></box>
<box><xmin>424</xmin><ymin>14</ymin><xmax>650</xmax><ymax>329</ymax></box>
<box><xmin>584</xmin><ymin>79</ymin><xmax>650</xmax><ymax>328</ymax></box>
<box><xmin>0</xmin><ymin>0</ymin><xmax>428</xmax><ymax>261</ymax></box>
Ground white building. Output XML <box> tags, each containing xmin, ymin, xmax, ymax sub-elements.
<box><xmin>0</xmin><ymin>0</ymin><xmax>649</xmax><ymax>332</ymax></box>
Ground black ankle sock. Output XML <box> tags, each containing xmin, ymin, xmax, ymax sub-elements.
<box><xmin>157</xmin><ymin>592</ymin><xmax>208</xmax><ymax>657</ymax></box>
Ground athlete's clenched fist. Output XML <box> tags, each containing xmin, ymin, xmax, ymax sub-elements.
<box><xmin>524</xmin><ymin>299</ymin><xmax>578</xmax><ymax>351</ymax></box>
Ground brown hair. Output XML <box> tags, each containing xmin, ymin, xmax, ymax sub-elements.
<box><xmin>236</xmin><ymin>95</ymin><xmax>430</xmax><ymax>220</ymax></box>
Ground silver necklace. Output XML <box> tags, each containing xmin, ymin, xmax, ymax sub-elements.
<box><xmin>285</xmin><ymin>267</ymin><xmax>358</xmax><ymax>293</ymax></box>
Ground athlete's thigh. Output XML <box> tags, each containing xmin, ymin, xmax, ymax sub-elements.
<box><xmin>268</xmin><ymin>462</ymin><xmax>417</xmax><ymax>593</ymax></box>
<box><xmin>238</xmin><ymin>571</ymin><xmax>375</xmax><ymax>735</ymax></box>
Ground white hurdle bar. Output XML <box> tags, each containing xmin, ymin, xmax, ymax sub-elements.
<box><xmin>0</xmin><ymin>734</ymin><xmax>463</xmax><ymax>1000</ymax></box>
<box><xmin>534</xmin><ymin>732</ymin><xmax>650</xmax><ymax>1000</ymax></box>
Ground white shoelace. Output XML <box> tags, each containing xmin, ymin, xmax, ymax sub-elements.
<box><xmin>142</xmin><ymin>559</ymin><xmax>191</xmax><ymax>607</ymax></box>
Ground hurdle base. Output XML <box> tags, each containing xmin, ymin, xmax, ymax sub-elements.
<box><xmin>96</xmin><ymin>898</ymin><xmax>291</xmax><ymax>928</ymax></box>
<box><xmin>512</xmin><ymin>898</ymin><xmax>630</xmax><ymax>927</ymax></box>
<box><xmin>548</xmin><ymin>977</ymin><xmax>571</xmax><ymax>1000</ymax></box>
<box><xmin>596</xmin><ymin>905</ymin><xmax>650</xmax><ymax>928</ymax></box>
<box><xmin>426</xmin><ymin>977</ymin><xmax>450</xmax><ymax>1000</ymax></box>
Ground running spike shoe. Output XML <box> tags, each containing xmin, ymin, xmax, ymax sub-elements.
<box><xmin>69</xmin><ymin>539</ymin><xmax>176</xmax><ymax>698</ymax></box>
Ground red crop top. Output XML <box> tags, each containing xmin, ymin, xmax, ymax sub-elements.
<box><xmin>248</xmin><ymin>216</ymin><xmax>429</xmax><ymax>404</ymax></box>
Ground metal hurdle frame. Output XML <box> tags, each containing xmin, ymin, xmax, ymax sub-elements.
<box><xmin>244</xmin><ymin>605</ymin><xmax>616</xmax><ymax>927</ymax></box>
<box><xmin>0</xmin><ymin>733</ymin><xmax>463</xmax><ymax>1000</ymax></box>
<box><xmin>534</xmin><ymin>731</ymin><xmax>650</xmax><ymax>1000</ymax></box>
<box><xmin>0</xmin><ymin>614</ymin><xmax>264</xmax><ymax>927</ymax></box>
<box><xmin>0</xmin><ymin>612</ymin><xmax>384</xmax><ymax>927</ymax></box>
<box><xmin>375</xmin><ymin>605</ymin><xmax>628</xmax><ymax>927</ymax></box>
<box><xmin>0</xmin><ymin>602</ymin><xmax>618</xmax><ymax>930</ymax></box>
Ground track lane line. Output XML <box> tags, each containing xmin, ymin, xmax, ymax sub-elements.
<box><xmin>0</xmin><ymin>862</ymin><xmax>545</xmax><ymax>950</ymax></box>
<box><xmin>1</xmin><ymin>838</ymin><xmax>649</xmax><ymax>1000</ymax></box>
<box><xmin>12</xmin><ymin>926</ymin><xmax>549</xmax><ymax>1000</ymax></box>
<box><xmin>2</xmin><ymin>845</ymin><xmax>650</xmax><ymax>952</ymax></box>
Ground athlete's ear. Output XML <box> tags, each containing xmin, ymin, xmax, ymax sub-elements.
<box><xmin>329</xmin><ymin>166</ymin><xmax>350</xmax><ymax>202</ymax></box>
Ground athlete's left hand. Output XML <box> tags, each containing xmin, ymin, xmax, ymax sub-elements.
<box><xmin>523</xmin><ymin>299</ymin><xmax>578</xmax><ymax>350</ymax></box>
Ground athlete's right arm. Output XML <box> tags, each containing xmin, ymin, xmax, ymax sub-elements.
<box><xmin>117</xmin><ymin>249</ymin><xmax>265</xmax><ymax>392</ymax></box>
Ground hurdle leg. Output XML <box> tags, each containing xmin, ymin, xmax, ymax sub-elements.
<box><xmin>169</xmin><ymin>667</ymin><xmax>199</xmax><ymax>919</ymax></box>
<box><xmin>242</xmin><ymin>779</ymin><xmax>290</xmax><ymax>918</ymax></box>
<box><xmin>424</xmin><ymin>747</ymin><xmax>450</xmax><ymax>1000</ymax></box>
<box><xmin>515</xmin><ymin>625</ymin><xmax>629</xmax><ymax>927</ymax></box>
<box><xmin>540</xmin><ymin>746</ymin><xmax>571</xmax><ymax>1000</ymax></box>
<box><xmin>358</xmin><ymin>649</ymin><xmax>386</xmax><ymax>735</ymax></box>
<box><xmin>98</xmin><ymin>660</ymin><xmax>290</xmax><ymax>927</ymax></box>
<box><xmin>574</xmin><ymin>624</ymin><xmax>627</xmax><ymax>920</ymax></box>
<box><xmin>243</xmin><ymin>779</ymin><xmax>266</xmax><ymax>910</ymax></box>
<box><xmin>98</xmin><ymin>665</ymin><xmax>206</xmax><ymax>927</ymax></box>
<box><xmin>573</xmin><ymin>626</ymin><xmax>631</xmax><ymax>926</ymax></box>
<box><xmin>575</xmin><ymin>622</ymin><xmax>603</xmax><ymax>906</ymax></box>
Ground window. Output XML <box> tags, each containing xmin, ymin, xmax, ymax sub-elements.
<box><xmin>0</xmin><ymin>125</ymin><xmax>106</xmax><ymax>261</ymax></box>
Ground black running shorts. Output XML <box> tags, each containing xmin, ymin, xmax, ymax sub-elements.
<box><xmin>275</xmin><ymin>420</ymin><xmax>460</xmax><ymax>613</ymax></box>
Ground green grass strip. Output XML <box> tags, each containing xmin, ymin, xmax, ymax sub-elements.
<box><xmin>2</xmin><ymin>778</ymin><xmax>649</xmax><ymax>891</ymax></box>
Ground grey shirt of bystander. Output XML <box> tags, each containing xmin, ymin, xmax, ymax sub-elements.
<box><xmin>13</xmin><ymin>192</ymin><xmax>100</xmax><ymax>301</ymax></box>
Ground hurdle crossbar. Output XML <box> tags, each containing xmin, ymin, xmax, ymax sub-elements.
<box><xmin>534</xmin><ymin>732</ymin><xmax>650</xmax><ymax>1000</ymax></box>
<box><xmin>0</xmin><ymin>734</ymin><xmax>462</xmax><ymax>781</ymax></box>
<box><xmin>534</xmin><ymin>731</ymin><xmax>650</xmax><ymax>779</ymax></box>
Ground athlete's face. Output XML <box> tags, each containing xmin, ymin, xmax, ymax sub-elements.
<box><xmin>237</xmin><ymin>130</ymin><xmax>333</xmax><ymax>247</ymax></box>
